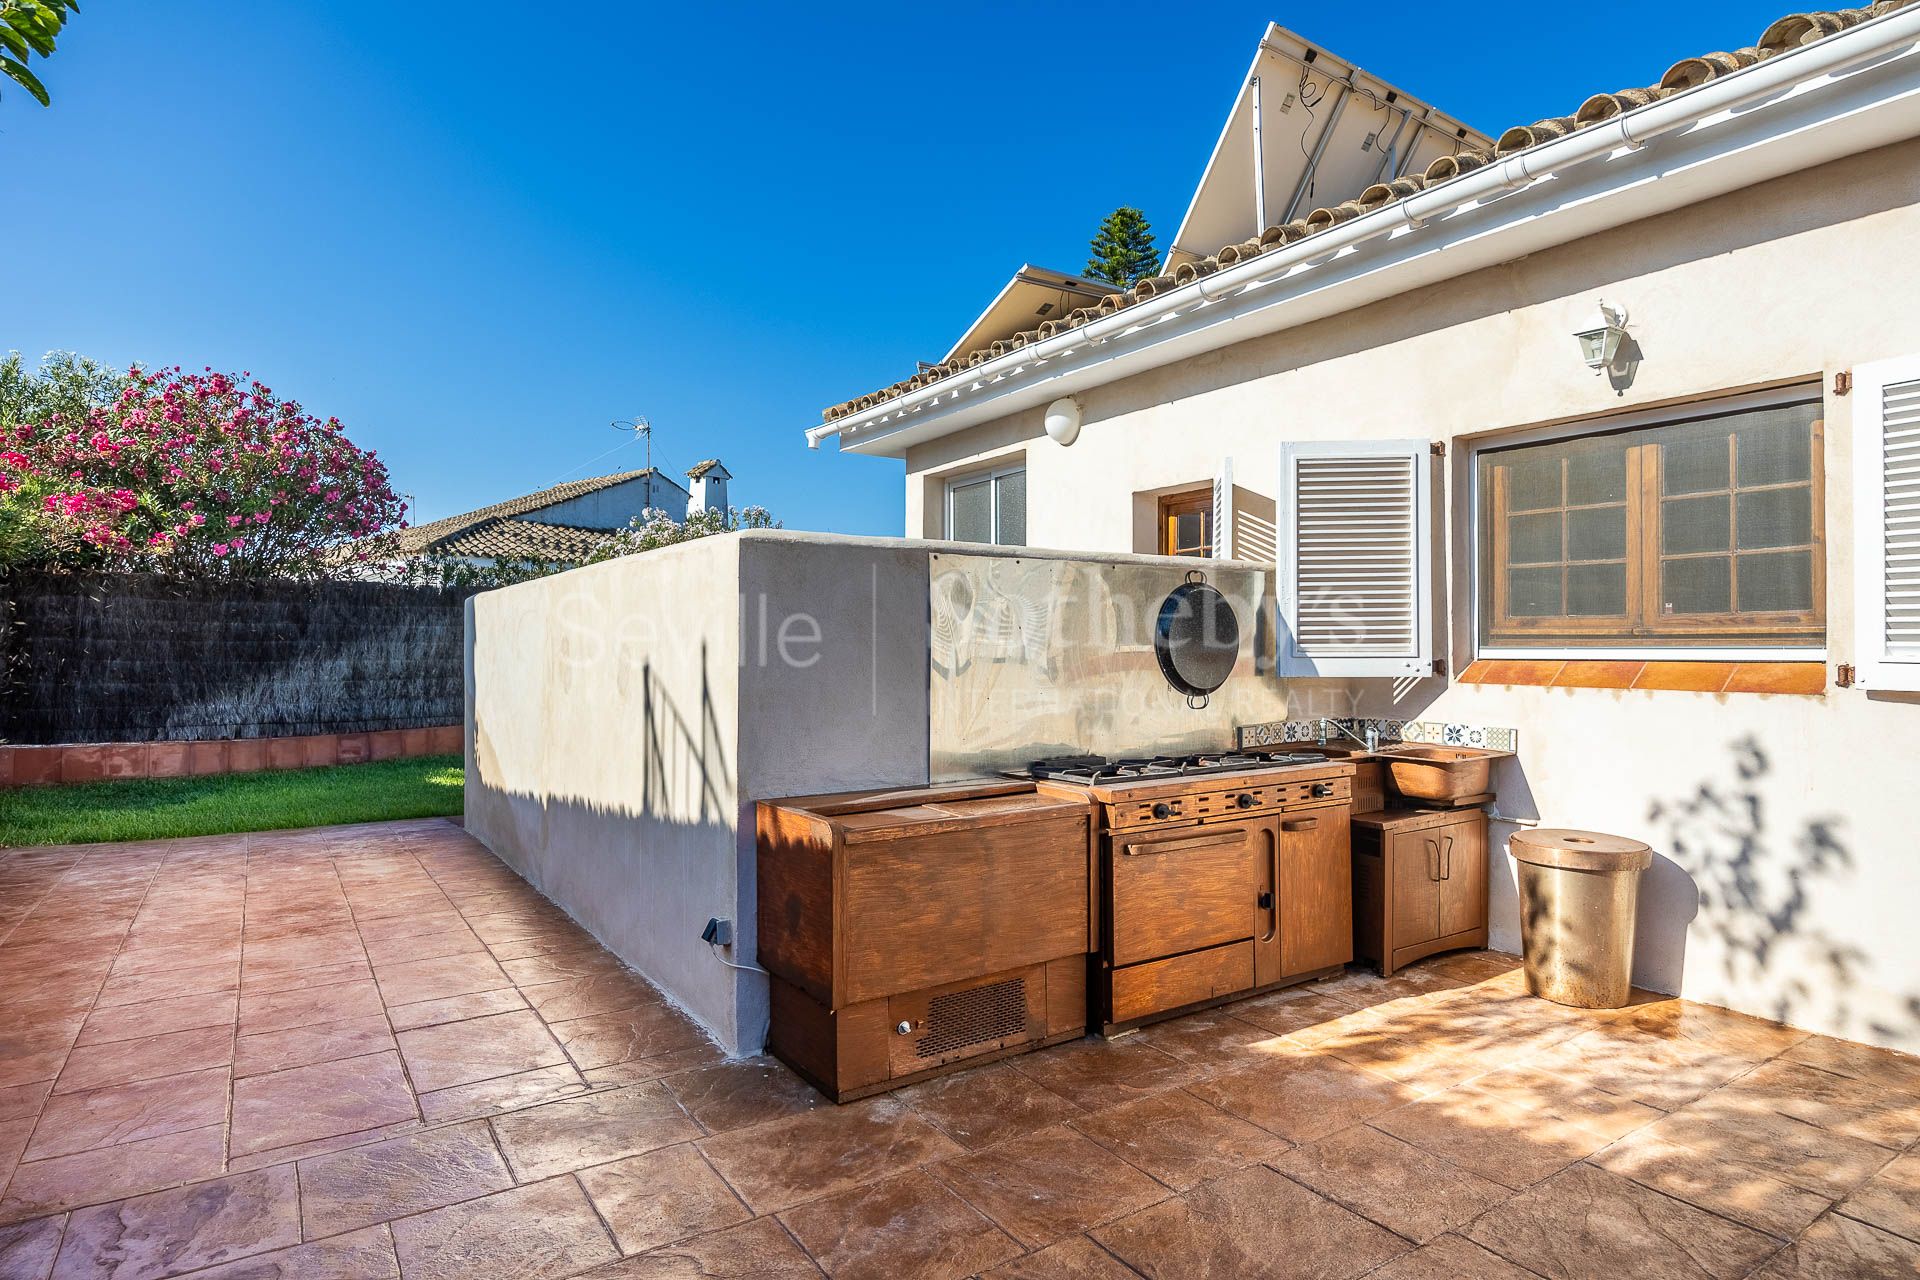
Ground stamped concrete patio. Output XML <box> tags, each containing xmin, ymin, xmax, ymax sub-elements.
<box><xmin>0</xmin><ymin>819</ymin><xmax>1916</xmax><ymax>1279</ymax></box>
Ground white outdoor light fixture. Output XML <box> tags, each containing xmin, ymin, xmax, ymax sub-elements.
<box><xmin>1044</xmin><ymin>396</ymin><xmax>1083</xmax><ymax>446</ymax></box>
<box><xmin>1574</xmin><ymin>301</ymin><xmax>1630</xmax><ymax>373</ymax></box>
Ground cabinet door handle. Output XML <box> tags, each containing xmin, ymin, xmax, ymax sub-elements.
<box><xmin>1122</xmin><ymin>834</ymin><xmax>1233</xmax><ymax>857</ymax></box>
<box><xmin>1442</xmin><ymin>835</ymin><xmax>1454</xmax><ymax>880</ymax></box>
<box><xmin>1281</xmin><ymin>817</ymin><xmax>1319</xmax><ymax>832</ymax></box>
<box><xmin>1426</xmin><ymin>838</ymin><xmax>1439</xmax><ymax>881</ymax></box>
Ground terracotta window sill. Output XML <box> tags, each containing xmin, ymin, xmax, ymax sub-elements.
<box><xmin>1457</xmin><ymin>659</ymin><xmax>1827</xmax><ymax>695</ymax></box>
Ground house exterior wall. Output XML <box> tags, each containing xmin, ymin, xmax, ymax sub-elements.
<box><xmin>538</xmin><ymin>474</ymin><xmax>689</xmax><ymax>528</ymax></box>
<box><xmin>895</xmin><ymin>137</ymin><xmax>1920</xmax><ymax>1052</ymax></box>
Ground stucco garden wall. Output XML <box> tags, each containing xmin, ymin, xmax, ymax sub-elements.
<box><xmin>898</xmin><ymin>137</ymin><xmax>1920</xmax><ymax>1052</ymax></box>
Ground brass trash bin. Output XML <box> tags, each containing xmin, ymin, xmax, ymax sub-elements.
<box><xmin>1509</xmin><ymin>829</ymin><xmax>1652</xmax><ymax>1009</ymax></box>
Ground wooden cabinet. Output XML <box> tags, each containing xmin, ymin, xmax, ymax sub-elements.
<box><xmin>1278</xmin><ymin>805</ymin><xmax>1354</xmax><ymax>979</ymax></box>
<box><xmin>1351</xmin><ymin>808</ymin><xmax>1488</xmax><ymax>976</ymax></box>
<box><xmin>758</xmin><ymin>782</ymin><xmax>1095</xmax><ymax>1102</ymax></box>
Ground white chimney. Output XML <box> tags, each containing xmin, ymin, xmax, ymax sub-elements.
<box><xmin>686</xmin><ymin>459</ymin><xmax>731</xmax><ymax>516</ymax></box>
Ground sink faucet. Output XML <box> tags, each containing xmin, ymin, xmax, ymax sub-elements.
<box><xmin>1315</xmin><ymin>717</ymin><xmax>1380</xmax><ymax>752</ymax></box>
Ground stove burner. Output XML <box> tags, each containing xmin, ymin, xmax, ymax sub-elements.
<box><xmin>1016</xmin><ymin>750</ymin><xmax>1326</xmax><ymax>786</ymax></box>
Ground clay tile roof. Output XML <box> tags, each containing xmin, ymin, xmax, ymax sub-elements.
<box><xmin>686</xmin><ymin>458</ymin><xmax>729</xmax><ymax>478</ymax></box>
<box><xmin>370</xmin><ymin>470</ymin><xmax>657</xmax><ymax>559</ymax></box>
<box><xmin>819</xmin><ymin>0</ymin><xmax>1911</xmax><ymax>425</ymax></box>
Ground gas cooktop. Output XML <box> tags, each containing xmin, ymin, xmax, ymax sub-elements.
<box><xmin>1011</xmin><ymin>751</ymin><xmax>1328</xmax><ymax>787</ymax></box>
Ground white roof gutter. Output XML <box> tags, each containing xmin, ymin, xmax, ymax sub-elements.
<box><xmin>808</xmin><ymin>7</ymin><xmax>1920</xmax><ymax>456</ymax></box>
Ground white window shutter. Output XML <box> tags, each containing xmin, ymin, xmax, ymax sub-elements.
<box><xmin>1212</xmin><ymin>457</ymin><xmax>1235</xmax><ymax>559</ymax></box>
<box><xmin>1854</xmin><ymin>356</ymin><xmax>1920</xmax><ymax>691</ymax></box>
<box><xmin>1277</xmin><ymin>440</ymin><xmax>1433</xmax><ymax>678</ymax></box>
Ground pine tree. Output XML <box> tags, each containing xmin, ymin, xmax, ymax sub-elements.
<box><xmin>1085</xmin><ymin>207</ymin><xmax>1161</xmax><ymax>287</ymax></box>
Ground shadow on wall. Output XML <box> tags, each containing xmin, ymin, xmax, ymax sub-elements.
<box><xmin>1645</xmin><ymin>735</ymin><xmax>1920</xmax><ymax>1044</ymax></box>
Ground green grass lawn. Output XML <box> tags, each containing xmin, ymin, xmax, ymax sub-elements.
<box><xmin>0</xmin><ymin>755</ymin><xmax>465</xmax><ymax>848</ymax></box>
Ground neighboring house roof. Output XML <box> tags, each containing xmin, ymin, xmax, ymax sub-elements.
<box><xmin>366</xmin><ymin>469</ymin><xmax>668</xmax><ymax>563</ymax></box>
<box><xmin>686</xmin><ymin>459</ymin><xmax>731</xmax><ymax>479</ymax></box>
<box><xmin>818</xmin><ymin>1</ymin><xmax>1910</xmax><ymax>427</ymax></box>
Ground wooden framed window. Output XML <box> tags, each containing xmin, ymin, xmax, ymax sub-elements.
<box><xmin>1477</xmin><ymin>397</ymin><xmax>1825</xmax><ymax>650</ymax></box>
<box><xmin>1159</xmin><ymin>489</ymin><xmax>1213</xmax><ymax>557</ymax></box>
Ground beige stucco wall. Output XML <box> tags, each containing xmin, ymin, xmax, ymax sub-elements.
<box><xmin>898</xmin><ymin>137</ymin><xmax>1920</xmax><ymax>1052</ymax></box>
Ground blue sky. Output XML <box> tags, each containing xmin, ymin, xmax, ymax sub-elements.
<box><xmin>4</xmin><ymin>2</ymin><xmax>1785</xmax><ymax>532</ymax></box>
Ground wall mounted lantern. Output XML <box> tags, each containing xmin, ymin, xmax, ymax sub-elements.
<box><xmin>1574</xmin><ymin>301</ymin><xmax>1630</xmax><ymax>373</ymax></box>
<box><xmin>1044</xmin><ymin>396</ymin><xmax>1082</xmax><ymax>446</ymax></box>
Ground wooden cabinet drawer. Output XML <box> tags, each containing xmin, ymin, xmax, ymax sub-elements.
<box><xmin>1110</xmin><ymin>942</ymin><xmax>1253</xmax><ymax>1023</ymax></box>
<box><xmin>1110</xmin><ymin>823</ymin><xmax>1255</xmax><ymax>967</ymax></box>
<box><xmin>843</xmin><ymin>815</ymin><xmax>1090</xmax><ymax>1003</ymax></box>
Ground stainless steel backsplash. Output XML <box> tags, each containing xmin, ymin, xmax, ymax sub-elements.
<box><xmin>928</xmin><ymin>552</ymin><xmax>1291</xmax><ymax>781</ymax></box>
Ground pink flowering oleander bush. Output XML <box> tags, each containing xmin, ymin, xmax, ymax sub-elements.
<box><xmin>0</xmin><ymin>358</ymin><xmax>406</xmax><ymax>578</ymax></box>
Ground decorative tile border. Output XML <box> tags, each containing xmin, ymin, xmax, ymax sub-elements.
<box><xmin>0</xmin><ymin>726</ymin><xmax>464</xmax><ymax>789</ymax></box>
<box><xmin>1238</xmin><ymin>718</ymin><xmax>1517</xmax><ymax>753</ymax></box>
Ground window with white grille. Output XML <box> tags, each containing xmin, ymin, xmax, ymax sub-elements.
<box><xmin>1276</xmin><ymin>440</ymin><xmax>1433</xmax><ymax>677</ymax></box>
<box><xmin>1854</xmin><ymin>356</ymin><xmax>1920</xmax><ymax>690</ymax></box>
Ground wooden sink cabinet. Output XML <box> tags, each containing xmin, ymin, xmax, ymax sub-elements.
<box><xmin>756</xmin><ymin>781</ymin><xmax>1094</xmax><ymax>1102</ymax></box>
<box><xmin>1350</xmin><ymin>807</ymin><xmax>1489</xmax><ymax>976</ymax></box>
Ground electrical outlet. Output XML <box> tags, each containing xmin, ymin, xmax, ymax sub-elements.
<box><xmin>700</xmin><ymin>917</ymin><xmax>734</xmax><ymax>946</ymax></box>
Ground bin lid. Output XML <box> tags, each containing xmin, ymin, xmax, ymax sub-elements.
<box><xmin>1510</xmin><ymin>828</ymin><xmax>1653</xmax><ymax>872</ymax></box>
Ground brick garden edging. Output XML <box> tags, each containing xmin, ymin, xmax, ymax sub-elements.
<box><xmin>0</xmin><ymin>725</ymin><xmax>462</xmax><ymax>789</ymax></box>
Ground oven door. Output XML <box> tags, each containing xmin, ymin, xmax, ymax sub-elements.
<box><xmin>1109</xmin><ymin>821</ymin><xmax>1257</xmax><ymax>967</ymax></box>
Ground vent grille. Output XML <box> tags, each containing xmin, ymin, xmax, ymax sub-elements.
<box><xmin>1884</xmin><ymin>378</ymin><xmax>1920</xmax><ymax>657</ymax></box>
<box><xmin>913</xmin><ymin>977</ymin><xmax>1027</xmax><ymax>1060</ymax></box>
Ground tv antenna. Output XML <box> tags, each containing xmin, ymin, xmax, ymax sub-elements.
<box><xmin>610</xmin><ymin>415</ymin><xmax>655</xmax><ymax>505</ymax></box>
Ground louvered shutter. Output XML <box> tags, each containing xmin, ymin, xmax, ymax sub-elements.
<box><xmin>1276</xmin><ymin>440</ymin><xmax>1433</xmax><ymax>678</ymax></box>
<box><xmin>1212</xmin><ymin>458</ymin><xmax>1236</xmax><ymax>559</ymax></box>
<box><xmin>1854</xmin><ymin>356</ymin><xmax>1920</xmax><ymax>691</ymax></box>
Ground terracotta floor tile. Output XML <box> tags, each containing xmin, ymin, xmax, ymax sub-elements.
<box><xmin>1781</xmin><ymin>1036</ymin><xmax>1920</xmax><ymax>1093</ymax></box>
<box><xmin>1369</xmin><ymin>1084</ymin><xmax>1612</xmax><ymax>1190</ymax></box>
<box><xmin>1357</xmin><ymin>1234</ymin><xmax>1542</xmax><ymax>1280</ymax></box>
<box><xmin>1625</xmin><ymin>1001</ymin><xmax>1808</xmax><ymax>1061</ymax></box>
<box><xmin>661</xmin><ymin>1057</ymin><xmax>822</xmax><ymax>1135</ymax></box>
<box><xmin>396</xmin><ymin>1010</ymin><xmax>568</xmax><ymax>1093</ymax></box>
<box><xmin>500</xmin><ymin>948</ymin><xmax>634</xmax><ymax>988</ymax></box>
<box><xmin>236</xmin><ymin>978</ymin><xmax>384</xmax><ymax>1036</ymax></box>
<box><xmin>1129</xmin><ymin>1009</ymin><xmax>1299</xmax><ymax>1074</ymax></box>
<box><xmin>225</xmin><ymin>1118</ymin><xmax>425</xmax><ymax>1173</ymax></box>
<box><xmin>1272</xmin><ymin>1123</ymin><xmax>1512</xmax><ymax>1243</ymax></box>
<box><xmin>1072</xmin><ymin>1088</ymin><xmax>1288</xmax><ymax>1191</ymax></box>
<box><xmin>894</xmin><ymin>1062</ymin><xmax>1082</xmax><ymax>1151</ymax></box>
<box><xmin>1466</xmin><ymin>1162</ymin><xmax>1782</xmax><ymax>1280</ymax></box>
<box><xmin>54</xmin><ymin>1026</ymin><xmax>234</xmax><ymax>1095</ymax></box>
<box><xmin>92</xmin><ymin>963</ymin><xmax>238</xmax><ymax>1010</ymax></box>
<box><xmin>297</xmin><ymin>1119</ymin><xmax>513</xmax><ymax>1239</ymax></box>
<box><xmin>0</xmin><ymin>1080</ymin><xmax>53</xmax><ymax>1124</ymax></box>
<box><xmin>1592</xmin><ymin>1130</ymin><xmax>1832</xmax><ymax>1238</ymax></box>
<box><xmin>581</xmin><ymin>1043</ymin><xmax>727</xmax><ymax>1089</ymax></box>
<box><xmin>1459</xmin><ymin>1062</ymin><xmax>1663</xmax><ymax>1141</ymax></box>
<box><xmin>699</xmin><ymin>1095</ymin><xmax>964</xmax><ymax>1214</ymax></box>
<box><xmin>388</xmin><ymin>1176</ymin><xmax>618</xmax><ymax>1280</ymax></box>
<box><xmin>1635</xmin><ymin>1096</ymin><xmax>1896</xmax><ymax>1198</ymax></box>
<box><xmin>1523</xmin><ymin>1026</ymin><xmax>1758</xmax><ymax>1110</ymax></box>
<box><xmin>0</xmin><ymin>1125</ymin><xmax>227</xmax><ymax>1222</ymax></box>
<box><xmin>548</xmin><ymin>1004</ymin><xmax>710</xmax><ymax>1072</ymax></box>
<box><xmin>180</xmin><ymin>1224</ymin><xmax>400</xmax><ymax>1279</ymax></box>
<box><xmin>232</xmin><ymin>1014</ymin><xmax>394</xmax><ymax>1078</ymax></box>
<box><xmin>978</xmin><ymin>1235</ymin><xmax>1138</xmax><ymax>1280</ymax></box>
<box><xmin>372</xmin><ymin>952</ymin><xmax>510</xmax><ymax>1007</ymax></box>
<box><xmin>1837</xmin><ymin>1149</ymin><xmax>1920</xmax><ymax>1243</ymax></box>
<box><xmin>576</xmin><ymin>1142</ymin><xmax>750</xmax><ymax>1254</ymax></box>
<box><xmin>1092</xmin><ymin>1163</ymin><xmax>1408</xmax><ymax>1280</ymax></box>
<box><xmin>1008</xmin><ymin>1036</ymin><xmax>1194</xmax><ymax>1111</ymax></box>
<box><xmin>0</xmin><ymin>1213</ymin><xmax>65</xmax><ymax>1280</ymax></box>
<box><xmin>588</xmin><ymin>1217</ymin><xmax>821</xmax><ymax>1278</ymax></box>
<box><xmin>491</xmin><ymin>1081</ymin><xmax>700</xmax><ymax>1181</ymax></box>
<box><xmin>359</xmin><ymin>927</ymin><xmax>484</xmax><ymax>969</ymax></box>
<box><xmin>24</xmin><ymin>1068</ymin><xmax>229</xmax><ymax>1161</ymax></box>
<box><xmin>520</xmin><ymin>973</ymin><xmax>666</xmax><ymax>1023</ymax></box>
<box><xmin>1710</xmin><ymin>1057</ymin><xmax>1920</xmax><ymax>1148</ymax></box>
<box><xmin>782</xmin><ymin>1168</ymin><xmax>1021</xmax><ymax>1280</ymax></box>
<box><xmin>71</xmin><ymin>992</ymin><xmax>237</xmax><ymax>1048</ymax></box>
<box><xmin>932</xmin><ymin>1124</ymin><xmax>1169</xmax><ymax>1249</ymax></box>
<box><xmin>1187</xmin><ymin>1051</ymin><xmax>1411</xmax><ymax>1145</ymax></box>
<box><xmin>416</xmin><ymin>1062</ymin><xmax>587</xmax><ymax>1123</ymax></box>
<box><xmin>110</xmin><ymin>939</ymin><xmax>242</xmax><ymax>978</ymax></box>
<box><xmin>228</xmin><ymin>1050</ymin><xmax>417</xmax><ymax>1156</ymax></box>
<box><xmin>1751</xmin><ymin>1211</ymin><xmax>1920</xmax><ymax>1278</ymax></box>
<box><xmin>385</xmin><ymin>987</ymin><xmax>528</xmax><ymax>1031</ymax></box>
<box><xmin>51</xmin><ymin>1166</ymin><xmax>301</xmax><ymax>1279</ymax></box>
